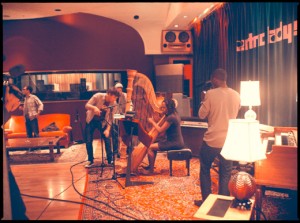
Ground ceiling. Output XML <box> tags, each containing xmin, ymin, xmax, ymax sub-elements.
<box><xmin>2</xmin><ymin>2</ymin><xmax>222</xmax><ymax>54</ymax></box>
<box><xmin>2</xmin><ymin>2</ymin><xmax>221</xmax><ymax>30</ymax></box>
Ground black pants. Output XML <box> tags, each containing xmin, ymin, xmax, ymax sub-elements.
<box><xmin>112</xmin><ymin>123</ymin><xmax>119</xmax><ymax>154</ymax></box>
<box><xmin>85</xmin><ymin>119</ymin><xmax>113</xmax><ymax>163</ymax></box>
<box><xmin>25</xmin><ymin>117</ymin><xmax>39</xmax><ymax>137</ymax></box>
<box><xmin>199</xmin><ymin>142</ymin><xmax>233</xmax><ymax>201</ymax></box>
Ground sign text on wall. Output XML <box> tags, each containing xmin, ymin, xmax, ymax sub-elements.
<box><xmin>236</xmin><ymin>20</ymin><xmax>297</xmax><ymax>52</ymax></box>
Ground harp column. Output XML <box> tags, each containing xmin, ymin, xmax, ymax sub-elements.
<box><xmin>118</xmin><ymin>69</ymin><xmax>136</xmax><ymax>159</ymax></box>
<box><xmin>126</xmin><ymin>69</ymin><xmax>136</xmax><ymax>112</ymax></box>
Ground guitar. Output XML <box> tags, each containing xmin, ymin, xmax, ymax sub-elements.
<box><xmin>93</xmin><ymin>101</ymin><xmax>110</xmax><ymax>122</ymax></box>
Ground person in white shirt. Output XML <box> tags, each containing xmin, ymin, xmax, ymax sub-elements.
<box><xmin>113</xmin><ymin>82</ymin><xmax>133</xmax><ymax>158</ymax></box>
<box><xmin>20</xmin><ymin>85</ymin><xmax>44</xmax><ymax>138</ymax></box>
<box><xmin>194</xmin><ymin>68</ymin><xmax>241</xmax><ymax>207</ymax></box>
<box><xmin>84</xmin><ymin>88</ymin><xmax>120</xmax><ymax>168</ymax></box>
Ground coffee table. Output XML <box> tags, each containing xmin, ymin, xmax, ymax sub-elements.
<box><xmin>6</xmin><ymin>137</ymin><xmax>62</xmax><ymax>161</ymax></box>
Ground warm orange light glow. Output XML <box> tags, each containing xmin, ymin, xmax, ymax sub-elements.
<box><xmin>9</xmin><ymin>117</ymin><xmax>14</xmax><ymax>129</ymax></box>
<box><xmin>197</xmin><ymin>2</ymin><xmax>225</xmax><ymax>21</ymax></box>
<box><xmin>56</xmin><ymin>14</ymin><xmax>77</xmax><ymax>26</ymax></box>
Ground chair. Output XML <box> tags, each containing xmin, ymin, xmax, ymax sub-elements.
<box><xmin>167</xmin><ymin>148</ymin><xmax>192</xmax><ymax>176</ymax></box>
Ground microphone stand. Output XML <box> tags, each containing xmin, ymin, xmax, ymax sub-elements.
<box><xmin>91</xmin><ymin>104</ymin><xmax>124</xmax><ymax>189</ymax></box>
<box><xmin>98</xmin><ymin>132</ymin><xmax>106</xmax><ymax>178</ymax></box>
<box><xmin>108</xmin><ymin>106</ymin><xmax>124</xmax><ymax>189</ymax></box>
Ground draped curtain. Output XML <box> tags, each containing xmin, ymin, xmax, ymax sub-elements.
<box><xmin>192</xmin><ymin>2</ymin><xmax>298</xmax><ymax>126</ymax></box>
<box><xmin>48</xmin><ymin>73</ymin><xmax>96</xmax><ymax>91</ymax></box>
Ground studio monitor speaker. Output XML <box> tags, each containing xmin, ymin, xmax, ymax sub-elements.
<box><xmin>161</xmin><ymin>30</ymin><xmax>193</xmax><ymax>54</ymax></box>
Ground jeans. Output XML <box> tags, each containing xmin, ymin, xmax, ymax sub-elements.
<box><xmin>85</xmin><ymin>119</ymin><xmax>112</xmax><ymax>163</ymax></box>
<box><xmin>25</xmin><ymin>117</ymin><xmax>39</xmax><ymax>138</ymax></box>
<box><xmin>199</xmin><ymin>141</ymin><xmax>233</xmax><ymax>201</ymax></box>
<box><xmin>112</xmin><ymin>123</ymin><xmax>119</xmax><ymax>154</ymax></box>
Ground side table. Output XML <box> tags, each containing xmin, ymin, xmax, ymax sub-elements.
<box><xmin>193</xmin><ymin>194</ymin><xmax>255</xmax><ymax>220</ymax></box>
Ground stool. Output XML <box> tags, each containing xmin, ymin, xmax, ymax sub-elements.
<box><xmin>167</xmin><ymin>148</ymin><xmax>192</xmax><ymax>176</ymax></box>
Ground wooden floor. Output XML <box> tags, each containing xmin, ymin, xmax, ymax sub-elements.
<box><xmin>10</xmin><ymin>161</ymin><xmax>88</xmax><ymax>220</ymax></box>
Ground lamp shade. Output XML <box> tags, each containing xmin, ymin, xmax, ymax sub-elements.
<box><xmin>240</xmin><ymin>81</ymin><xmax>261</xmax><ymax>107</ymax></box>
<box><xmin>221</xmin><ymin>119</ymin><xmax>266</xmax><ymax>162</ymax></box>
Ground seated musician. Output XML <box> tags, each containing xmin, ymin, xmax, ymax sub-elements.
<box><xmin>113</xmin><ymin>82</ymin><xmax>133</xmax><ymax>158</ymax></box>
<box><xmin>141</xmin><ymin>98</ymin><xmax>185</xmax><ymax>175</ymax></box>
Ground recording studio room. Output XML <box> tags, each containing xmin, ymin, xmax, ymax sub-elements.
<box><xmin>2</xmin><ymin>2</ymin><xmax>298</xmax><ymax>221</ymax></box>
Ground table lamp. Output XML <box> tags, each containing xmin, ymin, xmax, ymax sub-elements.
<box><xmin>240</xmin><ymin>81</ymin><xmax>260</xmax><ymax>120</ymax></box>
<box><xmin>220</xmin><ymin>119</ymin><xmax>266</xmax><ymax>210</ymax></box>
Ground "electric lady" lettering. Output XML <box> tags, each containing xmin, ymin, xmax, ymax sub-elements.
<box><xmin>236</xmin><ymin>20</ymin><xmax>297</xmax><ymax>52</ymax></box>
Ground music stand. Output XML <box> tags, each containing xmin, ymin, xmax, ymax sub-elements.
<box><xmin>119</xmin><ymin>117</ymin><xmax>154</xmax><ymax>187</ymax></box>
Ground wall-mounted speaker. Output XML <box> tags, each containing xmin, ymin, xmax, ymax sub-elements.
<box><xmin>161</xmin><ymin>30</ymin><xmax>193</xmax><ymax>54</ymax></box>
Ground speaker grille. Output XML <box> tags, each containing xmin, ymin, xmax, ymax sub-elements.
<box><xmin>165</xmin><ymin>31</ymin><xmax>176</xmax><ymax>42</ymax></box>
<box><xmin>162</xmin><ymin>30</ymin><xmax>192</xmax><ymax>54</ymax></box>
<box><xmin>178</xmin><ymin>31</ymin><xmax>190</xmax><ymax>43</ymax></box>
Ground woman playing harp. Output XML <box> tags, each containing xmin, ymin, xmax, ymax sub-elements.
<box><xmin>122</xmin><ymin>69</ymin><xmax>167</xmax><ymax>173</ymax></box>
<box><xmin>141</xmin><ymin>97</ymin><xmax>185</xmax><ymax>175</ymax></box>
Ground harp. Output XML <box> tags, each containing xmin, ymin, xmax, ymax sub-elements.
<box><xmin>123</xmin><ymin>69</ymin><xmax>165</xmax><ymax>173</ymax></box>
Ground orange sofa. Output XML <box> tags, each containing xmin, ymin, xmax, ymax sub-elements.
<box><xmin>4</xmin><ymin>114</ymin><xmax>73</xmax><ymax>148</ymax></box>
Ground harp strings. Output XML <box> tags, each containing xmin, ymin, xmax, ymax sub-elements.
<box><xmin>131</xmin><ymin>75</ymin><xmax>152</xmax><ymax>131</ymax></box>
<box><xmin>130</xmin><ymin>71</ymin><xmax>163</xmax><ymax>133</ymax></box>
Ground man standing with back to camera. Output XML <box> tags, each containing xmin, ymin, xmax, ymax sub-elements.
<box><xmin>194</xmin><ymin>68</ymin><xmax>241</xmax><ymax>207</ymax></box>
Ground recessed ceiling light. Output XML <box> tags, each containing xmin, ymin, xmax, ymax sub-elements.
<box><xmin>183</xmin><ymin>15</ymin><xmax>188</xmax><ymax>19</ymax></box>
<box><xmin>174</xmin><ymin>24</ymin><xmax>179</xmax><ymax>28</ymax></box>
<box><xmin>203</xmin><ymin>8</ymin><xmax>210</xmax><ymax>15</ymax></box>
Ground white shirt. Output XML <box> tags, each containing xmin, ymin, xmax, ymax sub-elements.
<box><xmin>198</xmin><ymin>87</ymin><xmax>240</xmax><ymax>148</ymax></box>
<box><xmin>23</xmin><ymin>94</ymin><xmax>44</xmax><ymax>120</ymax></box>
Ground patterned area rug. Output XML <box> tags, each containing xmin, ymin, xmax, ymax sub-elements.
<box><xmin>79</xmin><ymin>148</ymin><xmax>298</xmax><ymax>220</ymax></box>
<box><xmin>8</xmin><ymin>140</ymin><xmax>297</xmax><ymax>220</ymax></box>
<box><xmin>261</xmin><ymin>190</ymin><xmax>298</xmax><ymax>220</ymax></box>
<box><xmin>80</xmin><ymin>152</ymin><xmax>210</xmax><ymax>220</ymax></box>
<box><xmin>8</xmin><ymin>142</ymin><xmax>88</xmax><ymax>165</ymax></box>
